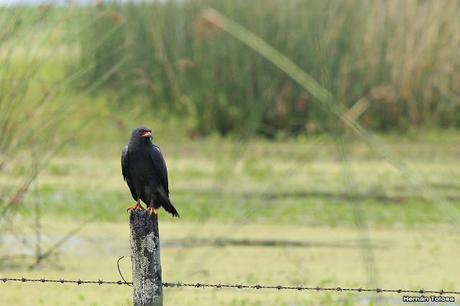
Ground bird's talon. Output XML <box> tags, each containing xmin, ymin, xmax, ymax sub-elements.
<box><xmin>147</xmin><ymin>207</ymin><xmax>157</xmax><ymax>215</ymax></box>
<box><xmin>127</xmin><ymin>203</ymin><xmax>144</xmax><ymax>212</ymax></box>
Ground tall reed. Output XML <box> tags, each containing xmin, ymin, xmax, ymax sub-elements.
<box><xmin>0</xmin><ymin>6</ymin><xmax>124</xmax><ymax>219</ymax></box>
<box><xmin>80</xmin><ymin>0</ymin><xmax>460</xmax><ymax>136</ymax></box>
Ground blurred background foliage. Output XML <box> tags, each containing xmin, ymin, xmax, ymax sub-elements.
<box><xmin>1</xmin><ymin>0</ymin><xmax>459</xmax><ymax>243</ymax></box>
<box><xmin>79</xmin><ymin>0</ymin><xmax>460</xmax><ymax>137</ymax></box>
<box><xmin>1</xmin><ymin>1</ymin><xmax>460</xmax><ymax>305</ymax></box>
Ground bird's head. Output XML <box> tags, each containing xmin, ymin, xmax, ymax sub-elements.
<box><xmin>131</xmin><ymin>127</ymin><xmax>152</xmax><ymax>142</ymax></box>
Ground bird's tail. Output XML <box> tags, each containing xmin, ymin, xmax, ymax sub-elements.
<box><xmin>157</xmin><ymin>189</ymin><xmax>180</xmax><ymax>218</ymax></box>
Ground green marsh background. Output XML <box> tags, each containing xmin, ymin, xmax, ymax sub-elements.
<box><xmin>1</xmin><ymin>1</ymin><xmax>460</xmax><ymax>305</ymax></box>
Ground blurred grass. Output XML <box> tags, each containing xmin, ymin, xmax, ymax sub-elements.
<box><xmin>1</xmin><ymin>5</ymin><xmax>460</xmax><ymax>305</ymax></box>
<box><xmin>0</xmin><ymin>6</ymin><xmax>132</xmax><ymax>217</ymax></box>
<box><xmin>0</xmin><ymin>1</ymin><xmax>459</xmax><ymax>251</ymax></box>
<box><xmin>3</xmin><ymin>133</ymin><xmax>457</xmax><ymax>228</ymax></box>
<box><xmin>1</xmin><ymin>219</ymin><xmax>459</xmax><ymax>305</ymax></box>
<box><xmin>2</xmin><ymin>6</ymin><xmax>459</xmax><ymax>225</ymax></box>
<box><xmin>79</xmin><ymin>0</ymin><xmax>460</xmax><ymax>136</ymax></box>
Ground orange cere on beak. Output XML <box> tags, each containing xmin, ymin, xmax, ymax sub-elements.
<box><xmin>142</xmin><ymin>131</ymin><xmax>152</xmax><ymax>137</ymax></box>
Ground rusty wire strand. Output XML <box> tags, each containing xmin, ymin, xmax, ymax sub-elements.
<box><xmin>1</xmin><ymin>277</ymin><xmax>459</xmax><ymax>295</ymax></box>
<box><xmin>116</xmin><ymin>256</ymin><xmax>132</xmax><ymax>287</ymax></box>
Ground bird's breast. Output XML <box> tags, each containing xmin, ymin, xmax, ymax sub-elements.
<box><xmin>129</xmin><ymin>150</ymin><xmax>155</xmax><ymax>181</ymax></box>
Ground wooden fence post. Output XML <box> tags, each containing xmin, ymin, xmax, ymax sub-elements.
<box><xmin>129</xmin><ymin>210</ymin><xmax>163</xmax><ymax>306</ymax></box>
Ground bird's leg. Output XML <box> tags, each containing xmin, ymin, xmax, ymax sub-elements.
<box><xmin>147</xmin><ymin>200</ymin><xmax>157</xmax><ymax>215</ymax></box>
<box><xmin>127</xmin><ymin>199</ymin><xmax>144</xmax><ymax>212</ymax></box>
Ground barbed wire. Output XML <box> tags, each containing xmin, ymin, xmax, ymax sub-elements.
<box><xmin>1</xmin><ymin>277</ymin><xmax>459</xmax><ymax>295</ymax></box>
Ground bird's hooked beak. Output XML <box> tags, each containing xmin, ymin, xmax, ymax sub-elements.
<box><xmin>142</xmin><ymin>131</ymin><xmax>152</xmax><ymax>138</ymax></box>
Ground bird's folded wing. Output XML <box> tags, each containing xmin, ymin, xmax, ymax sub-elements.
<box><xmin>122</xmin><ymin>144</ymin><xmax>137</xmax><ymax>200</ymax></box>
<box><xmin>121</xmin><ymin>145</ymin><xmax>130</xmax><ymax>181</ymax></box>
<box><xmin>148</xmin><ymin>144</ymin><xmax>170</xmax><ymax>195</ymax></box>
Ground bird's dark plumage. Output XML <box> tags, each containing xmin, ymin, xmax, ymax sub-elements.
<box><xmin>121</xmin><ymin>127</ymin><xmax>179</xmax><ymax>217</ymax></box>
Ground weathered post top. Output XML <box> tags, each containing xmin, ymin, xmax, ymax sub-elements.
<box><xmin>129</xmin><ymin>210</ymin><xmax>163</xmax><ymax>306</ymax></box>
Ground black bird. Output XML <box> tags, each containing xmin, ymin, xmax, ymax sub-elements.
<box><xmin>122</xmin><ymin>127</ymin><xmax>179</xmax><ymax>217</ymax></box>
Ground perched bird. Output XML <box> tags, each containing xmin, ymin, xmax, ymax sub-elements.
<box><xmin>121</xmin><ymin>127</ymin><xmax>179</xmax><ymax>217</ymax></box>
